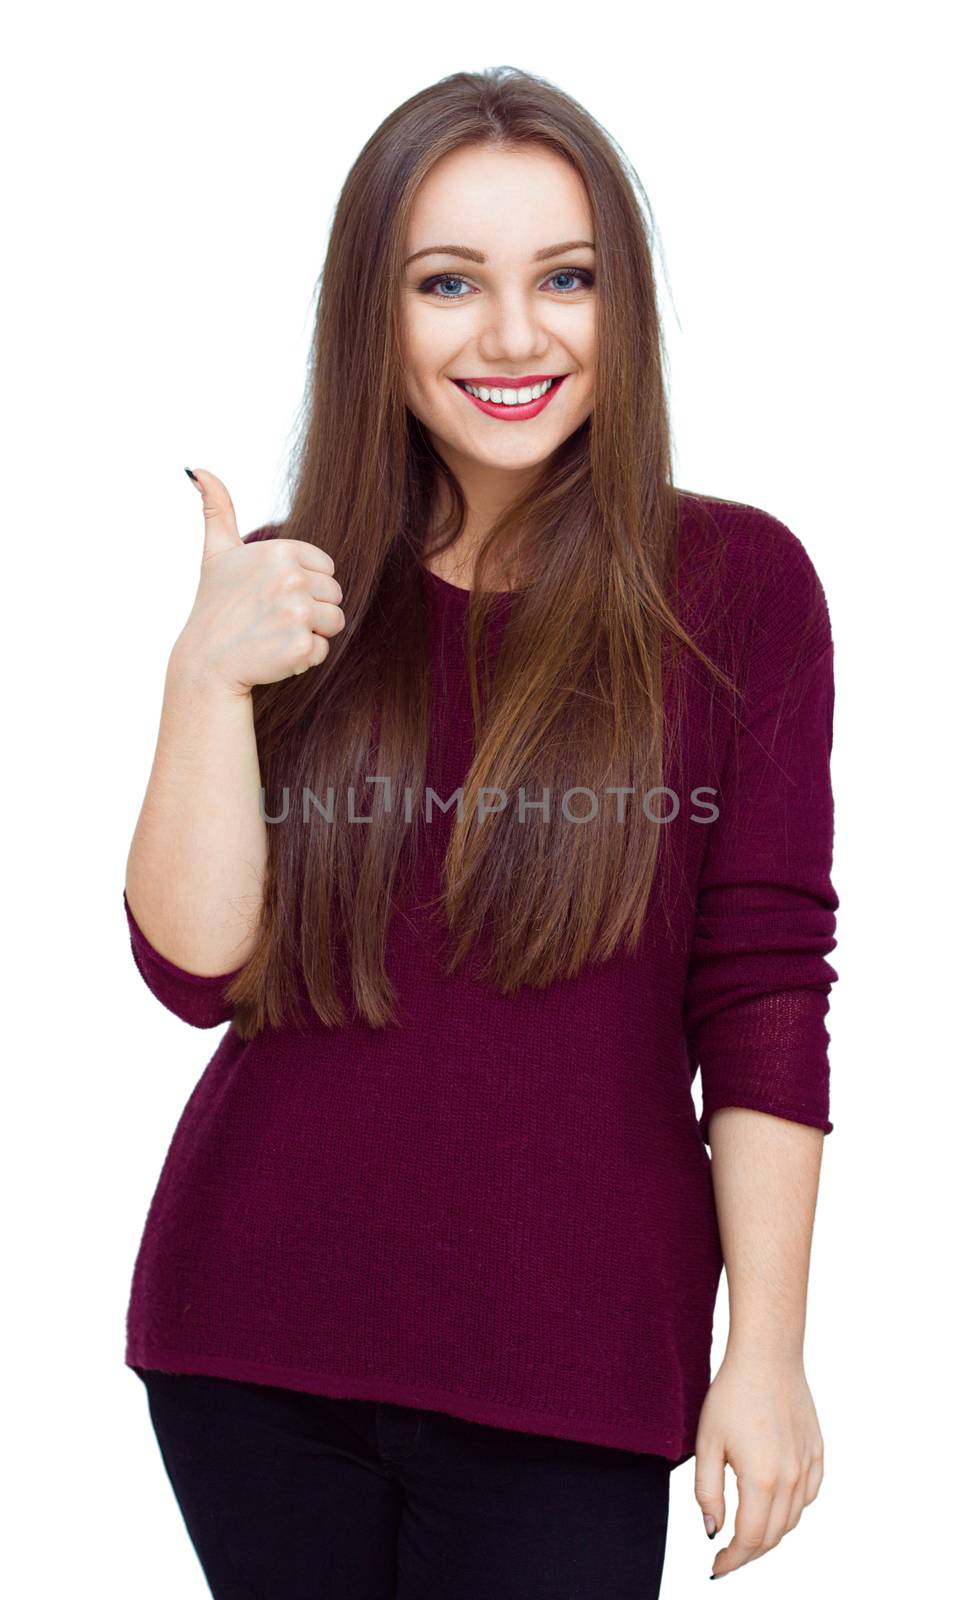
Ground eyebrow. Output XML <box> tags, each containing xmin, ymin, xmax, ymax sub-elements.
<box><xmin>403</xmin><ymin>239</ymin><xmax>595</xmax><ymax>268</ymax></box>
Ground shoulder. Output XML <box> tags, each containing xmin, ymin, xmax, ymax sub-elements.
<box><xmin>672</xmin><ymin>490</ymin><xmax>833</xmax><ymax>687</ymax></box>
<box><xmin>674</xmin><ymin>489</ymin><xmax>826</xmax><ymax>600</ymax></box>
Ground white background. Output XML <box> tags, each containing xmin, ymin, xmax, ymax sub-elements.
<box><xmin>4</xmin><ymin>1</ymin><xmax>964</xmax><ymax>1593</ymax></box>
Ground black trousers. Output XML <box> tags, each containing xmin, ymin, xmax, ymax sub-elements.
<box><xmin>137</xmin><ymin>1370</ymin><xmax>672</xmax><ymax>1598</ymax></box>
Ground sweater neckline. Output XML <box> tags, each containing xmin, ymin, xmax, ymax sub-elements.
<box><xmin>421</xmin><ymin>564</ymin><xmax>515</xmax><ymax>604</ymax></box>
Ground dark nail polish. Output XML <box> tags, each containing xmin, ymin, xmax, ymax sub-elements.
<box><xmin>707</xmin><ymin>1529</ymin><xmax>716</xmax><ymax>1539</ymax></box>
<box><xmin>184</xmin><ymin>468</ymin><xmax>199</xmax><ymax>483</ymax></box>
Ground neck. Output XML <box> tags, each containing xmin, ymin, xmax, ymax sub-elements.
<box><xmin>424</xmin><ymin>469</ymin><xmax>533</xmax><ymax>592</ymax></box>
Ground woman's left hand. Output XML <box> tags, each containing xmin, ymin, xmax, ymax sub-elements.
<box><xmin>693</xmin><ymin>1348</ymin><xmax>825</xmax><ymax>1578</ymax></box>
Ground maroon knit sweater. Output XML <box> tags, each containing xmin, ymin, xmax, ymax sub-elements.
<box><xmin>122</xmin><ymin>493</ymin><xmax>838</xmax><ymax>1466</ymax></box>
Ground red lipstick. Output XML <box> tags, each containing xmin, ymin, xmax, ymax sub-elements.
<box><xmin>451</xmin><ymin>374</ymin><xmax>568</xmax><ymax>423</ymax></box>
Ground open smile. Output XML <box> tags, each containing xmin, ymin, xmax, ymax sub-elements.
<box><xmin>449</xmin><ymin>374</ymin><xmax>569</xmax><ymax>422</ymax></box>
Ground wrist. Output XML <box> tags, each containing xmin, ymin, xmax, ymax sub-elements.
<box><xmin>723</xmin><ymin>1331</ymin><xmax>806</xmax><ymax>1371</ymax></box>
<box><xmin>167</xmin><ymin>638</ymin><xmax>252</xmax><ymax>702</ymax></box>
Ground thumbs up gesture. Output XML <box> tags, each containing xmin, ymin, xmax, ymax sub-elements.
<box><xmin>175</xmin><ymin>468</ymin><xmax>346</xmax><ymax>696</ymax></box>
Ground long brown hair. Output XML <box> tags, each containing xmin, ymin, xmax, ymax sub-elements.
<box><xmin>224</xmin><ymin>64</ymin><xmax>733</xmax><ymax>1039</ymax></box>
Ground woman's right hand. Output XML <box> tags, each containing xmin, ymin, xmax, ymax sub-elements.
<box><xmin>172</xmin><ymin>467</ymin><xmax>346</xmax><ymax>696</ymax></box>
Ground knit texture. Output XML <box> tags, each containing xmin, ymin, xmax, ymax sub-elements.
<box><xmin>122</xmin><ymin>493</ymin><xmax>838</xmax><ymax>1466</ymax></box>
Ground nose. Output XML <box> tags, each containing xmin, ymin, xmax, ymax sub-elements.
<box><xmin>477</xmin><ymin>286</ymin><xmax>550</xmax><ymax>367</ymax></box>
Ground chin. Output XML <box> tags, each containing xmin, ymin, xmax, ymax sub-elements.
<box><xmin>471</xmin><ymin>437</ymin><xmax>563</xmax><ymax>466</ymax></box>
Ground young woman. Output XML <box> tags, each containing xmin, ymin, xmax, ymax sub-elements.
<box><xmin>123</xmin><ymin>66</ymin><xmax>838</xmax><ymax>1598</ymax></box>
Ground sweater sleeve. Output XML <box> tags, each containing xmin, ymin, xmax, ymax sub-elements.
<box><xmin>684</xmin><ymin>520</ymin><xmax>840</xmax><ymax>1145</ymax></box>
<box><xmin>123</xmin><ymin>890</ymin><xmax>246</xmax><ymax>1029</ymax></box>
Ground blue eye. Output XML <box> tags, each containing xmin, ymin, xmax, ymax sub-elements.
<box><xmin>546</xmin><ymin>270</ymin><xmax>591</xmax><ymax>293</ymax></box>
<box><xmin>428</xmin><ymin>274</ymin><xmax>470</xmax><ymax>299</ymax></box>
<box><xmin>417</xmin><ymin>268</ymin><xmax>595</xmax><ymax>301</ymax></box>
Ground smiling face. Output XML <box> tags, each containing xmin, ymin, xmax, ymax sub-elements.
<box><xmin>400</xmin><ymin>143</ymin><xmax>597</xmax><ymax>487</ymax></box>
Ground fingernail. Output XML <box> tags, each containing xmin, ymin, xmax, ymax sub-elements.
<box><xmin>184</xmin><ymin>468</ymin><xmax>201</xmax><ymax>488</ymax></box>
<box><xmin>704</xmin><ymin>1515</ymin><xmax>716</xmax><ymax>1538</ymax></box>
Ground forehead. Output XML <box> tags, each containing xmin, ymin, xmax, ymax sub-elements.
<box><xmin>404</xmin><ymin>144</ymin><xmax>592</xmax><ymax>256</ymax></box>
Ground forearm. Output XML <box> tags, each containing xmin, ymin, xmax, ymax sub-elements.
<box><xmin>124</xmin><ymin>641</ymin><xmax>267</xmax><ymax>975</ymax></box>
<box><xmin>708</xmin><ymin>1107</ymin><xmax>824</xmax><ymax>1362</ymax></box>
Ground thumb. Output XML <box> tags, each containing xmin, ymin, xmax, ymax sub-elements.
<box><xmin>694</xmin><ymin>1441</ymin><xmax>726</xmax><ymax>1540</ymax></box>
<box><xmin>185</xmin><ymin>467</ymin><xmax>243</xmax><ymax>559</ymax></box>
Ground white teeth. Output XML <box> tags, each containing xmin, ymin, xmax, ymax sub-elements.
<box><xmin>460</xmin><ymin>378</ymin><xmax>555</xmax><ymax>404</ymax></box>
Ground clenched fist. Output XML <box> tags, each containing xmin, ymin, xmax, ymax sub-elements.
<box><xmin>174</xmin><ymin>468</ymin><xmax>346</xmax><ymax>695</ymax></box>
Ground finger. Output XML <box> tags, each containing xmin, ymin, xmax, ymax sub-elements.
<box><xmin>759</xmin><ymin>1475</ymin><xmax>800</xmax><ymax>1552</ymax></box>
<box><xmin>290</xmin><ymin>630</ymin><xmax>333</xmax><ymax>677</ymax></box>
<box><xmin>187</xmin><ymin>468</ymin><xmax>244</xmax><ymax>559</ymax></box>
<box><xmin>803</xmin><ymin>1451</ymin><xmax>824</xmax><ymax>1506</ymax></box>
<box><xmin>289</xmin><ymin>538</ymin><xmax>336</xmax><ymax>576</ymax></box>
<box><xmin>694</xmin><ymin>1437</ymin><xmax>726</xmax><ymax>1541</ymax></box>
<box><xmin>713</xmin><ymin>1478</ymin><xmax>771</xmax><ymax>1576</ymax></box>
<box><xmin>308</xmin><ymin>598</ymin><xmax>346</xmax><ymax>638</ymax></box>
<box><xmin>784</xmin><ymin>1473</ymin><xmax>809</xmax><ymax>1534</ymax></box>
<box><xmin>306</xmin><ymin>573</ymin><xmax>344</xmax><ymax>606</ymax></box>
